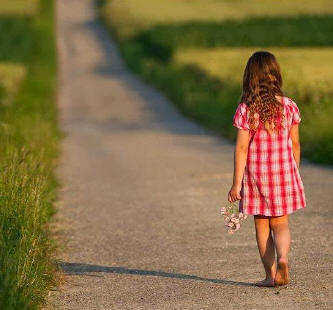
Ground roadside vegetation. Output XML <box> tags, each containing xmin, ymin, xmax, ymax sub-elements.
<box><xmin>0</xmin><ymin>0</ymin><xmax>61</xmax><ymax>308</ymax></box>
<box><xmin>99</xmin><ymin>0</ymin><xmax>333</xmax><ymax>164</ymax></box>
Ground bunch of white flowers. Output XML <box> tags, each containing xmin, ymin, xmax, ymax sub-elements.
<box><xmin>220</xmin><ymin>202</ymin><xmax>247</xmax><ymax>234</ymax></box>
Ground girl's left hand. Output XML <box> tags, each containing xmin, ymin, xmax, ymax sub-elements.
<box><xmin>228</xmin><ymin>184</ymin><xmax>242</xmax><ymax>202</ymax></box>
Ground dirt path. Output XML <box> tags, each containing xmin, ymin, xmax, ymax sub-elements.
<box><xmin>50</xmin><ymin>0</ymin><xmax>333</xmax><ymax>309</ymax></box>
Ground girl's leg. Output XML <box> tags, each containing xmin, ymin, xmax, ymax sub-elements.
<box><xmin>269</xmin><ymin>214</ymin><xmax>290</xmax><ymax>285</ymax></box>
<box><xmin>253</xmin><ymin>215</ymin><xmax>277</xmax><ymax>286</ymax></box>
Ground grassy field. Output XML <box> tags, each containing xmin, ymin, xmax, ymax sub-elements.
<box><xmin>99</xmin><ymin>0</ymin><xmax>333</xmax><ymax>164</ymax></box>
<box><xmin>175</xmin><ymin>47</ymin><xmax>333</xmax><ymax>101</ymax></box>
<box><xmin>101</xmin><ymin>0</ymin><xmax>333</xmax><ymax>39</ymax></box>
<box><xmin>0</xmin><ymin>63</ymin><xmax>26</xmax><ymax>105</ymax></box>
<box><xmin>0</xmin><ymin>0</ymin><xmax>61</xmax><ymax>309</ymax></box>
<box><xmin>0</xmin><ymin>0</ymin><xmax>39</xmax><ymax>16</ymax></box>
<box><xmin>176</xmin><ymin>47</ymin><xmax>333</xmax><ymax>83</ymax></box>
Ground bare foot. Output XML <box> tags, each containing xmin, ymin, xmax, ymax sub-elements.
<box><xmin>254</xmin><ymin>278</ymin><xmax>275</xmax><ymax>287</ymax></box>
<box><xmin>274</xmin><ymin>258</ymin><xmax>289</xmax><ymax>286</ymax></box>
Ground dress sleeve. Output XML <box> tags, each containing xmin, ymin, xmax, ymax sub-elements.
<box><xmin>232</xmin><ymin>103</ymin><xmax>250</xmax><ymax>130</ymax></box>
<box><xmin>290</xmin><ymin>99</ymin><xmax>301</xmax><ymax>125</ymax></box>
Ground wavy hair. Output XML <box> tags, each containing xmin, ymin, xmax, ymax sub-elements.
<box><xmin>241</xmin><ymin>51</ymin><xmax>285</xmax><ymax>134</ymax></box>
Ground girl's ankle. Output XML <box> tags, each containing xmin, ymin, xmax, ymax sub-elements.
<box><xmin>266</xmin><ymin>273</ymin><xmax>275</xmax><ymax>280</ymax></box>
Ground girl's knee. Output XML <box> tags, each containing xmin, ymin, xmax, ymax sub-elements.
<box><xmin>269</xmin><ymin>215</ymin><xmax>289</xmax><ymax>230</ymax></box>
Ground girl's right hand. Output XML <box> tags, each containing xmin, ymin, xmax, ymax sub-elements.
<box><xmin>228</xmin><ymin>184</ymin><xmax>242</xmax><ymax>202</ymax></box>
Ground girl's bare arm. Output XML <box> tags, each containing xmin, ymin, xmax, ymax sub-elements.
<box><xmin>290</xmin><ymin>124</ymin><xmax>300</xmax><ymax>169</ymax></box>
<box><xmin>228</xmin><ymin>129</ymin><xmax>250</xmax><ymax>202</ymax></box>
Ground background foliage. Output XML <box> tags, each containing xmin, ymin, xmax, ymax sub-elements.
<box><xmin>99</xmin><ymin>0</ymin><xmax>333</xmax><ymax>164</ymax></box>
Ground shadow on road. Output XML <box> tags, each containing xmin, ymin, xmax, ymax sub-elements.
<box><xmin>57</xmin><ymin>262</ymin><xmax>256</xmax><ymax>287</ymax></box>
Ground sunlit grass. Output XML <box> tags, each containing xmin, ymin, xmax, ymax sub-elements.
<box><xmin>0</xmin><ymin>63</ymin><xmax>26</xmax><ymax>105</ymax></box>
<box><xmin>0</xmin><ymin>0</ymin><xmax>39</xmax><ymax>16</ymax></box>
<box><xmin>101</xmin><ymin>0</ymin><xmax>333</xmax><ymax>39</ymax></box>
<box><xmin>175</xmin><ymin>47</ymin><xmax>333</xmax><ymax>99</ymax></box>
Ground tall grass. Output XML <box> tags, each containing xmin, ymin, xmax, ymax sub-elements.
<box><xmin>0</xmin><ymin>0</ymin><xmax>61</xmax><ymax>308</ymax></box>
<box><xmin>99</xmin><ymin>0</ymin><xmax>333</xmax><ymax>164</ymax></box>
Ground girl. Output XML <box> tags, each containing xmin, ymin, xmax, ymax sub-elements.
<box><xmin>227</xmin><ymin>51</ymin><xmax>306</xmax><ymax>287</ymax></box>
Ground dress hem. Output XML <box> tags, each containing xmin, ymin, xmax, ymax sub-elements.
<box><xmin>240</xmin><ymin>205</ymin><xmax>306</xmax><ymax>217</ymax></box>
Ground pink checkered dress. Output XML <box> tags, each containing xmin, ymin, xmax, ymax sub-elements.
<box><xmin>232</xmin><ymin>96</ymin><xmax>306</xmax><ymax>216</ymax></box>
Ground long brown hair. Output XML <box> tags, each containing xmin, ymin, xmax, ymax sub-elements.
<box><xmin>241</xmin><ymin>51</ymin><xmax>285</xmax><ymax>134</ymax></box>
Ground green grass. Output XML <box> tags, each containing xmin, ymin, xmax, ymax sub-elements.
<box><xmin>0</xmin><ymin>17</ymin><xmax>33</xmax><ymax>62</ymax></box>
<box><xmin>175</xmin><ymin>47</ymin><xmax>333</xmax><ymax>99</ymax></box>
<box><xmin>0</xmin><ymin>0</ymin><xmax>39</xmax><ymax>16</ymax></box>
<box><xmin>0</xmin><ymin>63</ymin><xmax>26</xmax><ymax>105</ymax></box>
<box><xmin>101</xmin><ymin>0</ymin><xmax>333</xmax><ymax>39</ymax></box>
<box><xmin>99</xmin><ymin>0</ymin><xmax>333</xmax><ymax>164</ymax></box>
<box><xmin>0</xmin><ymin>0</ymin><xmax>62</xmax><ymax>308</ymax></box>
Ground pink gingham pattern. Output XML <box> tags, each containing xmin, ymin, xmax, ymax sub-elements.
<box><xmin>232</xmin><ymin>96</ymin><xmax>306</xmax><ymax>216</ymax></box>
